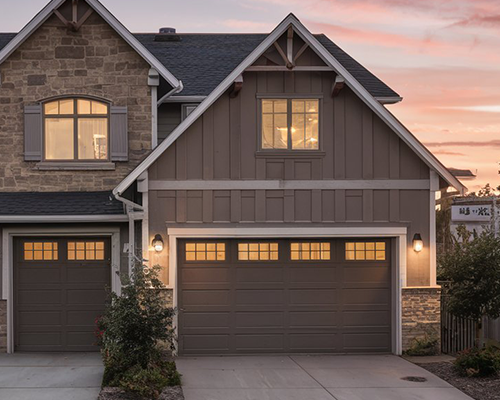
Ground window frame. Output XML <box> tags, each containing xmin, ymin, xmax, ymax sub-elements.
<box><xmin>42</xmin><ymin>96</ymin><xmax>111</xmax><ymax>162</ymax></box>
<box><xmin>257</xmin><ymin>94</ymin><xmax>322</xmax><ymax>152</ymax></box>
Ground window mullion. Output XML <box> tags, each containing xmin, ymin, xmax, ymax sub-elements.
<box><xmin>287</xmin><ymin>99</ymin><xmax>292</xmax><ymax>150</ymax></box>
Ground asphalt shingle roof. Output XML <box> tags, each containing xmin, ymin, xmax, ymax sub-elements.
<box><xmin>0</xmin><ymin>191</ymin><xmax>124</xmax><ymax>216</ymax></box>
<box><xmin>0</xmin><ymin>32</ymin><xmax>398</xmax><ymax>99</ymax></box>
<box><xmin>133</xmin><ymin>33</ymin><xmax>400</xmax><ymax>98</ymax></box>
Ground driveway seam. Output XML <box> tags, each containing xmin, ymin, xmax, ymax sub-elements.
<box><xmin>289</xmin><ymin>356</ymin><xmax>339</xmax><ymax>400</ymax></box>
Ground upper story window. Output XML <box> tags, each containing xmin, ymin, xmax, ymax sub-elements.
<box><xmin>43</xmin><ymin>98</ymin><xmax>109</xmax><ymax>161</ymax></box>
<box><xmin>261</xmin><ymin>99</ymin><xmax>319</xmax><ymax>150</ymax></box>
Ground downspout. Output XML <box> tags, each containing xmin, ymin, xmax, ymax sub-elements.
<box><xmin>157</xmin><ymin>80</ymin><xmax>184</xmax><ymax>107</ymax></box>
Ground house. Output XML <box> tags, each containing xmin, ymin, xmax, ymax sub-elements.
<box><xmin>0</xmin><ymin>0</ymin><xmax>466</xmax><ymax>355</ymax></box>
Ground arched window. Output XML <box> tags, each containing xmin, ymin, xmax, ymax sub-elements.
<box><xmin>43</xmin><ymin>98</ymin><xmax>109</xmax><ymax>161</ymax></box>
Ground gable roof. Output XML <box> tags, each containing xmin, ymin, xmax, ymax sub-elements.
<box><xmin>0</xmin><ymin>0</ymin><xmax>180</xmax><ymax>89</ymax></box>
<box><xmin>115</xmin><ymin>13</ymin><xmax>466</xmax><ymax>196</ymax></box>
<box><xmin>134</xmin><ymin>33</ymin><xmax>399</xmax><ymax>100</ymax></box>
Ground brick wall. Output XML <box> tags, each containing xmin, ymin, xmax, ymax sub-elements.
<box><xmin>0</xmin><ymin>12</ymin><xmax>152</xmax><ymax>192</ymax></box>
<box><xmin>402</xmin><ymin>287</ymin><xmax>441</xmax><ymax>352</ymax></box>
<box><xmin>0</xmin><ymin>300</ymin><xmax>6</xmax><ymax>352</ymax></box>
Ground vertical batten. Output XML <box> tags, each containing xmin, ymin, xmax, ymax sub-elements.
<box><xmin>429</xmin><ymin>170</ymin><xmax>439</xmax><ymax>286</ymax></box>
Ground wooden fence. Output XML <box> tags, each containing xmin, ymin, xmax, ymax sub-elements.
<box><xmin>441</xmin><ymin>296</ymin><xmax>477</xmax><ymax>354</ymax></box>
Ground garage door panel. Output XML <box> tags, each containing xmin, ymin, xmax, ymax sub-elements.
<box><xmin>236</xmin><ymin>289</ymin><xmax>284</xmax><ymax>305</ymax></box>
<box><xmin>183</xmin><ymin>335</ymin><xmax>230</xmax><ymax>352</ymax></box>
<box><xmin>235</xmin><ymin>311</ymin><xmax>284</xmax><ymax>328</ymax></box>
<box><xmin>235</xmin><ymin>334</ymin><xmax>284</xmax><ymax>351</ymax></box>
<box><xmin>14</xmin><ymin>237</ymin><xmax>110</xmax><ymax>352</ymax></box>
<box><xmin>289</xmin><ymin>289</ymin><xmax>337</xmax><ymax>305</ymax></box>
<box><xmin>182</xmin><ymin>290</ymin><xmax>230</xmax><ymax>306</ymax></box>
<box><xmin>289</xmin><ymin>333</ymin><xmax>338</xmax><ymax>351</ymax></box>
<box><xmin>342</xmin><ymin>333</ymin><xmax>391</xmax><ymax>352</ymax></box>
<box><xmin>18</xmin><ymin>289</ymin><xmax>61</xmax><ymax>305</ymax></box>
<box><xmin>179</xmin><ymin>238</ymin><xmax>392</xmax><ymax>355</ymax></box>
<box><xmin>343</xmin><ymin>311</ymin><xmax>391</xmax><ymax>327</ymax></box>
<box><xmin>289</xmin><ymin>311</ymin><xmax>337</xmax><ymax>327</ymax></box>
<box><xmin>18</xmin><ymin>268</ymin><xmax>62</xmax><ymax>284</ymax></box>
<box><xmin>182</xmin><ymin>312</ymin><xmax>230</xmax><ymax>328</ymax></box>
<box><xmin>17</xmin><ymin>311</ymin><xmax>62</xmax><ymax>326</ymax></box>
<box><xmin>236</xmin><ymin>267</ymin><xmax>284</xmax><ymax>283</ymax></box>
<box><xmin>289</xmin><ymin>267</ymin><xmax>336</xmax><ymax>283</ymax></box>
<box><xmin>182</xmin><ymin>267</ymin><xmax>230</xmax><ymax>284</ymax></box>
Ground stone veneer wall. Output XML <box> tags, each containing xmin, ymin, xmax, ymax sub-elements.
<box><xmin>0</xmin><ymin>300</ymin><xmax>6</xmax><ymax>352</ymax></box>
<box><xmin>0</xmin><ymin>11</ymin><xmax>152</xmax><ymax>192</ymax></box>
<box><xmin>402</xmin><ymin>287</ymin><xmax>441</xmax><ymax>352</ymax></box>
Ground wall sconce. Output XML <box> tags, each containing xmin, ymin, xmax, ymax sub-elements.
<box><xmin>152</xmin><ymin>234</ymin><xmax>164</xmax><ymax>252</ymax></box>
<box><xmin>413</xmin><ymin>233</ymin><xmax>423</xmax><ymax>253</ymax></box>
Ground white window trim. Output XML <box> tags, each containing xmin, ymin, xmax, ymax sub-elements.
<box><xmin>166</xmin><ymin>226</ymin><xmax>407</xmax><ymax>355</ymax></box>
<box><xmin>1</xmin><ymin>226</ymin><xmax>121</xmax><ymax>353</ymax></box>
<box><xmin>181</xmin><ymin>104</ymin><xmax>198</xmax><ymax>121</ymax></box>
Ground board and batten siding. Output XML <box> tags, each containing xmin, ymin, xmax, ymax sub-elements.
<box><xmin>148</xmin><ymin>71</ymin><xmax>433</xmax><ymax>287</ymax></box>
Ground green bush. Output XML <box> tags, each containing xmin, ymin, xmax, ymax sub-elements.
<box><xmin>455</xmin><ymin>347</ymin><xmax>500</xmax><ymax>377</ymax></box>
<box><xmin>97</xmin><ymin>262</ymin><xmax>178</xmax><ymax>397</ymax></box>
<box><xmin>117</xmin><ymin>361</ymin><xmax>181</xmax><ymax>399</ymax></box>
<box><xmin>404</xmin><ymin>334</ymin><xmax>439</xmax><ymax>356</ymax></box>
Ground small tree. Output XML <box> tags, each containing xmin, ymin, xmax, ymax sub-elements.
<box><xmin>439</xmin><ymin>228</ymin><xmax>500</xmax><ymax>345</ymax></box>
<box><xmin>97</xmin><ymin>261</ymin><xmax>177</xmax><ymax>389</ymax></box>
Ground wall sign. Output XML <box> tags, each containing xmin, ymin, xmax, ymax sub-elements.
<box><xmin>451</xmin><ymin>205</ymin><xmax>492</xmax><ymax>222</ymax></box>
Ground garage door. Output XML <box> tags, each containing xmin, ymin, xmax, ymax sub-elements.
<box><xmin>14</xmin><ymin>237</ymin><xmax>111</xmax><ymax>352</ymax></box>
<box><xmin>178</xmin><ymin>238</ymin><xmax>392</xmax><ymax>355</ymax></box>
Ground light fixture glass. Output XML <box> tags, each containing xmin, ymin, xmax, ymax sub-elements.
<box><xmin>152</xmin><ymin>234</ymin><xmax>164</xmax><ymax>252</ymax></box>
<box><xmin>413</xmin><ymin>233</ymin><xmax>423</xmax><ymax>252</ymax></box>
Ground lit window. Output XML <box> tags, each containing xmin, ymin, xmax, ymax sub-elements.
<box><xmin>238</xmin><ymin>243</ymin><xmax>278</xmax><ymax>261</ymax></box>
<box><xmin>185</xmin><ymin>243</ymin><xmax>225</xmax><ymax>261</ymax></box>
<box><xmin>44</xmin><ymin>98</ymin><xmax>109</xmax><ymax>161</ymax></box>
<box><xmin>24</xmin><ymin>242</ymin><xmax>58</xmax><ymax>261</ymax></box>
<box><xmin>345</xmin><ymin>242</ymin><xmax>385</xmax><ymax>261</ymax></box>
<box><xmin>261</xmin><ymin>99</ymin><xmax>319</xmax><ymax>150</ymax></box>
<box><xmin>291</xmin><ymin>242</ymin><xmax>330</xmax><ymax>260</ymax></box>
<box><xmin>68</xmin><ymin>241</ymin><xmax>105</xmax><ymax>260</ymax></box>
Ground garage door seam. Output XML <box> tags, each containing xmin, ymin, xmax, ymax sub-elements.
<box><xmin>288</xmin><ymin>356</ymin><xmax>339</xmax><ymax>399</ymax></box>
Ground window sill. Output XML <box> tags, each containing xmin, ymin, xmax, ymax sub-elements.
<box><xmin>255</xmin><ymin>151</ymin><xmax>326</xmax><ymax>159</ymax></box>
<box><xmin>35</xmin><ymin>162</ymin><xmax>116</xmax><ymax>171</ymax></box>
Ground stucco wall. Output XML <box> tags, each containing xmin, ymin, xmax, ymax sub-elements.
<box><xmin>0</xmin><ymin>11</ymin><xmax>152</xmax><ymax>192</ymax></box>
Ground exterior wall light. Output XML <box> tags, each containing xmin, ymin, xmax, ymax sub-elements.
<box><xmin>413</xmin><ymin>233</ymin><xmax>423</xmax><ymax>253</ymax></box>
<box><xmin>152</xmin><ymin>234</ymin><xmax>164</xmax><ymax>252</ymax></box>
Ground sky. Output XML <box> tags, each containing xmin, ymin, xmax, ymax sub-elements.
<box><xmin>2</xmin><ymin>0</ymin><xmax>500</xmax><ymax>192</ymax></box>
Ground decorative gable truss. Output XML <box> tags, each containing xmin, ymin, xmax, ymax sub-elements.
<box><xmin>114</xmin><ymin>13</ymin><xmax>466</xmax><ymax>196</ymax></box>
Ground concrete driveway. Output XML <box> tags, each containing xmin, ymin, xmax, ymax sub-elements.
<box><xmin>0</xmin><ymin>352</ymin><xmax>103</xmax><ymax>400</ymax></box>
<box><xmin>177</xmin><ymin>355</ymin><xmax>472</xmax><ymax>400</ymax></box>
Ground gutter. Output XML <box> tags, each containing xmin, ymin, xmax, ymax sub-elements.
<box><xmin>376</xmin><ymin>96</ymin><xmax>403</xmax><ymax>105</ymax></box>
<box><xmin>0</xmin><ymin>215</ymin><xmax>128</xmax><ymax>223</ymax></box>
<box><xmin>157</xmin><ymin>80</ymin><xmax>184</xmax><ymax>107</ymax></box>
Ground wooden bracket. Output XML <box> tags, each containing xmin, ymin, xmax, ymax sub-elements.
<box><xmin>273</xmin><ymin>42</ymin><xmax>293</xmax><ymax>69</ymax></box>
<box><xmin>53</xmin><ymin>0</ymin><xmax>93</xmax><ymax>32</ymax></box>
<box><xmin>332</xmin><ymin>75</ymin><xmax>345</xmax><ymax>97</ymax></box>
<box><xmin>230</xmin><ymin>75</ymin><xmax>244</xmax><ymax>98</ymax></box>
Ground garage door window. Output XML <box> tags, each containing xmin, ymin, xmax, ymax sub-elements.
<box><xmin>290</xmin><ymin>242</ymin><xmax>330</xmax><ymax>260</ymax></box>
<box><xmin>185</xmin><ymin>243</ymin><xmax>225</xmax><ymax>261</ymax></box>
<box><xmin>68</xmin><ymin>241</ymin><xmax>105</xmax><ymax>260</ymax></box>
<box><xmin>238</xmin><ymin>243</ymin><xmax>279</xmax><ymax>261</ymax></box>
<box><xmin>23</xmin><ymin>242</ymin><xmax>58</xmax><ymax>261</ymax></box>
<box><xmin>345</xmin><ymin>242</ymin><xmax>386</xmax><ymax>261</ymax></box>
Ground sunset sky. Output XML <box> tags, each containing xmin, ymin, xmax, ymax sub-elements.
<box><xmin>3</xmin><ymin>0</ymin><xmax>500</xmax><ymax>192</ymax></box>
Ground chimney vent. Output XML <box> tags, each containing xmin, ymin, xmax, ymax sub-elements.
<box><xmin>159</xmin><ymin>27</ymin><xmax>176</xmax><ymax>34</ymax></box>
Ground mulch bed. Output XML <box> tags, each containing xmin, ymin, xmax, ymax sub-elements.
<box><xmin>98</xmin><ymin>386</ymin><xmax>184</xmax><ymax>400</ymax></box>
<box><xmin>418</xmin><ymin>362</ymin><xmax>500</xmax><ymax>400</ymax></box>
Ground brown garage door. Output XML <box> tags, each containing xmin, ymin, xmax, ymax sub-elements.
<box><xmin>14</xmin><ymin>237</ymin><xmax>111</xmax><ymax>352</ymax></box>
<box><xmin>178</xmin><ymin>238</ymin><xmax>392</xmax><ymax>355</ymax></box>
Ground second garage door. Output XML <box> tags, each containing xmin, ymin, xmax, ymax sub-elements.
<box><xmin>178</xmin><ymin>238</ymin><xmax>392</xmax><ymax>355</ymax></box>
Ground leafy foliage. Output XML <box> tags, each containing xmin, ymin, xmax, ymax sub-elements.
<box><xmin>468</xmin><ymin>183</ymin><xmax>500</xmax><ymax>198</ymax></box>
<box><xmin>455</xmin><ymin>347</ymin><xmax>500</xmax><ymax>377</ymax></box>
<box><xmin>404</xmin><ymin>333</ymin><xmax>439</xmax><ymax>357</ymax></box>
<box><xmin>97</xmin><ymin>262</ymin><xmax>178</xmax><ymax>397</ymax></box>
<box><xmin>439</xmin><ymin>229</ymin><xmax>500</xmax><ymax>323</ymax></box>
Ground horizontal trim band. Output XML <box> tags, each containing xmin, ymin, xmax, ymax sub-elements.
<box><xmin>0</xmin><ymin>215</ymin><xmax>128</xmax><ymax>223</ymax></box>
<box><xmin>150</xmin><ymin>179</ymin><xmax>430</xmax><ymax>191</ymax></box>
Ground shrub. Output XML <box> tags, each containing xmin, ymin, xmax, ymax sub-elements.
<box><xmin>97</xmin><ymin>261</ymin><xmax>178</xmax><ymax>395</ymax></box>
<box><xmin>404</xmin><ymin>334</ymin><xmax>439</xmax><ymax>356</ymax></box>
<box><xmin>455</xmin><ymin>347</ymin><xmax>500</xmax><ymax>377</ymax></box>
<box><xmin>118</xmin><ymin>361</ymin><xmax>181</xmax><ymax>399</ymax></box>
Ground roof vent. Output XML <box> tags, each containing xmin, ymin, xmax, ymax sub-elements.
<box><xmin>159</xmin><ymin>27</ymin><xmax>176</xmax><ymax>34</ymax></box>
<box><xmin>155</xmin><ymin>27</ymin><xmax>181</xmax><ymax>42</ymax></box>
